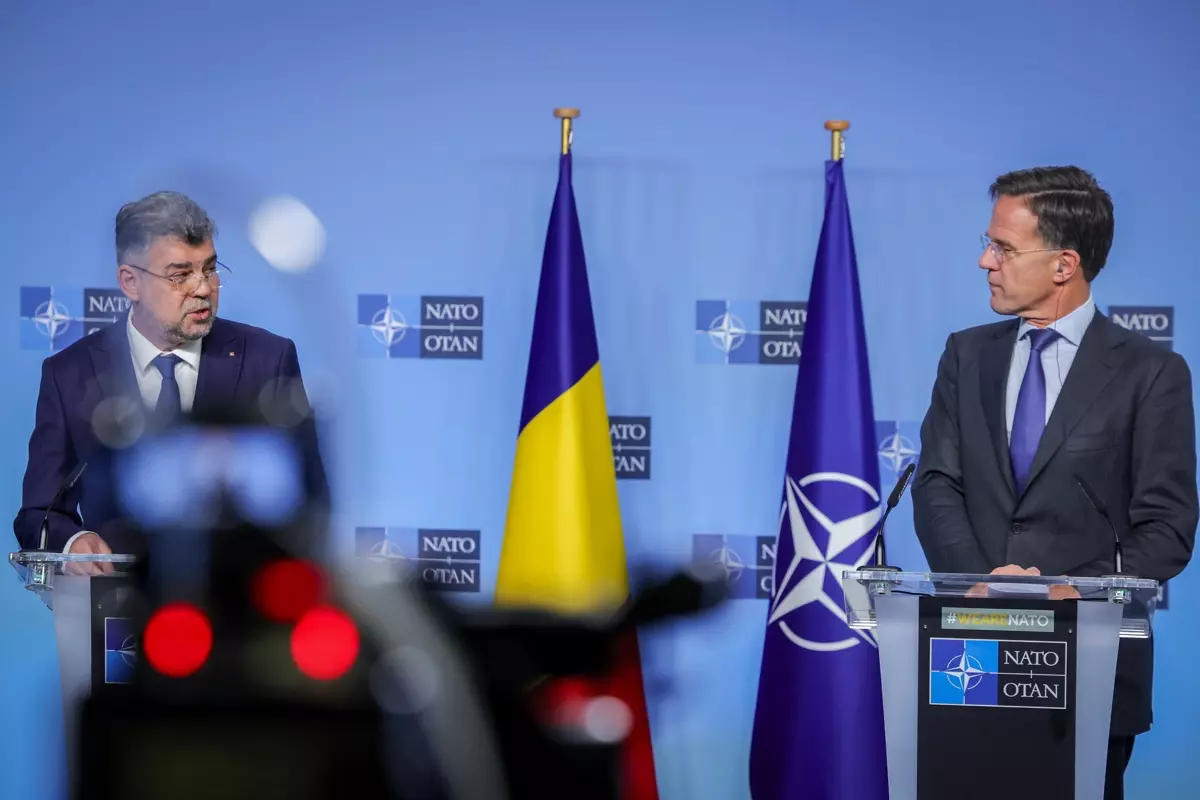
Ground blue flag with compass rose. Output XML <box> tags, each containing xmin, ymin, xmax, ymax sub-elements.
<box><xmin>749</xmin><ymin>158</ymin><xmax>888</xmax><ymax>799</ymax></box>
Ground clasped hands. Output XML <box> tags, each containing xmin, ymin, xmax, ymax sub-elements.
<box><xmin>965</xmin><ymin>564</ymin><xmax>1082</xmax><ymax>600</ymax></box>
<box><xmin>64</xmin><ymin>531</ymin><xmax>115</xmax><ymax>576</ymax></box>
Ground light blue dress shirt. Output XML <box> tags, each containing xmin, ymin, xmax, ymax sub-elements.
<box><xmin>1005</xmin><ymin>295</ymin><xmax>1097</xmax><ymax>442</ymax></box>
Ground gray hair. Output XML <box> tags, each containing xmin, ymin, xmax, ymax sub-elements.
<box><xmin>115</xmin><ymin>191</ymin><xmax>217</xmax><ymax>264</ymax></box>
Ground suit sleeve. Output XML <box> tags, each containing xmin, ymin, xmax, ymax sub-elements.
<box><xmin>1124</xmin><ymin>352</ymin><xmax>1198</xmax><ymax>582</ymax></box>
<box><xmin>276</xmin><ymin>340</ymin><xmax>332</xmax><ymax>512</ymax></box>
<box><xmin>911</xmin><ymin>334</ymin><xmax>991</xmax><ymax>574</ymax></box>
<box><xmin>12</xmin><ymin>358</ymin><xmax>84</xmax><ymax>550</ymax></box>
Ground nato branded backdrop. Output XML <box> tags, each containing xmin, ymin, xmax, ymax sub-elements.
<box><xmin>2</xmin><ymin>1</ymin><xmax>1198</xmax><ymax>798</ymax></box>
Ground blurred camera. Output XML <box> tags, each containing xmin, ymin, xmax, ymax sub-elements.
<box><xmin>74</xmin><ymin>403</ymin><xmax>724</xmax><ymax>799</ymax></box>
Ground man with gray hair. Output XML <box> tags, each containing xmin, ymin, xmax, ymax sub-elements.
<box><xmin>13</xmin><ymin>191</ymin><xmax>329</xmax><ymax>566</ymax></box>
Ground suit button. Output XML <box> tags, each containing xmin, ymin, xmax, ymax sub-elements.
<box><xmin>1011</xmin><ymin>523</ymin><xmax>1022</xmax><ymax>534</ymax></box>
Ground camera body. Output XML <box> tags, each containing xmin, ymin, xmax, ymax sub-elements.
<box><xmin>75</xmin><ymin>406</ymin><xmax>723</xmax><ymax>799</ymax></box>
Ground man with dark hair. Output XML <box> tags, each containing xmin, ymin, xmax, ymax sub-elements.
<box><xmin>912</xmin><ymin>166</ymin><xmax>1197</xmax><ymax>799</ymax></box>
<box><xmin>13</xmin><ymin>191</ymin><xmax>329</xmax><ymax>564</ymax></box>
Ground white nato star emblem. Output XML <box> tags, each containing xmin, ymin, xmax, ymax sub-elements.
<box><xmin>943</xmin><ymin>652</ymin><xmax>986</xmax><ymax>693</ymax></box>
<box><xmin>117</xmin><ymin>634</ymin><xmax>138</xmax><ymax>667</ymax></box>
<box><xmin>370</xmin><ymin>305</ymin><xmax>409</xmax><ymax>348</ymax></box>
<box><xmin>768</xmin><ymin>471</ymin><xmax>882</xmax><ymax>651</ymax></box>
<box><xmin>708</xmin><ymin>542</ymin><xmax>746</xmax><ymax>583</ymax></box>
<box><xmin>368</xmin><ymin>539</ymin><xmax>406</xmax><ymax>560</ymax></box>
<box><xmin>33</xmin><ymin>298</ymin><xmax>73</xmax><ymax>342</ymax></box>
<box><xmin>878</xmin><ymin>425</ymin><xmax>919</xmax><ymax>474</ymax></box>
<box><xmin>707</xmin><ymin>312</ymin><xmax>747</xmax><ymax>354</ymax></box>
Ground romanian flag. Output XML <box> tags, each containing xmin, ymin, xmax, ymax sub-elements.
<box><xmin>495</xmin><ymin>148</ymin><xmax>659</xmax><ymax>799</ymax></box>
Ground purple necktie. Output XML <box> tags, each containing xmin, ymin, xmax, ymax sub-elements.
<box><xmin>1010</xmin><ymin>328</ymin><xmax>1060</xmax><ymax>495</ymax></box>
<box><xmin>151</xmin><ymin>353</ymin><xmax>183</xmax><ymax>425</ymax></box>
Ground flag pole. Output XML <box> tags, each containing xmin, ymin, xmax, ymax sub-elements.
<box><xmin>554</xmin><ymin>107</ymin><xmax>579</xmax><ymax>156</ymax></box>
<box><xmin>496</xmin><ymin>104</ymin><xmax>660</xmax><ymax>799</ymax></box>
<box><xmin>825</xmin><ymin>119</ymin><xmax>849</xmax><ymax>161</ymax></box>
<box><xmin>750</xmin><ymin>115</ymin><xmax>889</xmax><ymax>800</ymax></box>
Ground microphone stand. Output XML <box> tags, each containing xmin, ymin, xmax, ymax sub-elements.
<box><xmin>871</xmin><ymin>462</ymin><xmax>915</xmax><ymax>573</ymax></box>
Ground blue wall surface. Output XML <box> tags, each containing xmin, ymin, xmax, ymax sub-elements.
<box><xmin>3</xmin><ymin>1</ymin><xmax>1199</xmax><ymax>797</ymax></box>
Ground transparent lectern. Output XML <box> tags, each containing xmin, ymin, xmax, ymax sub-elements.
<box><xmin>842</xmin><ymin>569</ymin><xmax>1159</xmax><ymax>800</ymax></box>
<box><xmin>8</xmin><ymin>551</ymin><xmax>139</xmax><ymax>775</ymax></box>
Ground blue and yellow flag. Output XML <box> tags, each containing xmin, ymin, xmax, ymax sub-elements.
<box><xmin>496</xmin><ymin>152</ymin><xmax>628</xmax><ymax>614</ymax></box>
<box><xmin>495</xmin><ymin>149</ymin><xmax>659</xmax><ymax>799</ymax></box>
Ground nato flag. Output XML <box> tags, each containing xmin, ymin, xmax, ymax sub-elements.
<box><xmin>748</xmin><ymin>159</ymin><xmax>889</xmax><ymax>799</ymax></box>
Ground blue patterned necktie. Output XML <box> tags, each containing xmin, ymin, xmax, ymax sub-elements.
<box><xmin>152</xmin><ymin>353</ymin><xmax>183</xmax><ymax>424</ymax></box>
<box><xmin>1010</xmin><ymin>328</ymin><xmax>1060</xmax><ymax>495</ymax></box>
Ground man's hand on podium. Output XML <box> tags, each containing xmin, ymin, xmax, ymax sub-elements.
<box><xmin>963</xmin><ymin>565</ymin><xmax>1081</xmax><ymax>599</ymax></box>
<box><xmin>65</xmin><ymin>532</ymin><xmax>115</xmax><ymax>576</ymax></box>
<box><xmin>990</xmin><ymin>564</ymin><xmax>1042</xmax><ymax>577</ymax></box>
<box><xmin>1048</xmin><ymin>584</ymin><xmax>1082</xmax><ymax>600</ymax></box>
<box><xmin>964</xmin><ymin>564</ymin><xmax>1042</xmax><ymax>597</ymax></box>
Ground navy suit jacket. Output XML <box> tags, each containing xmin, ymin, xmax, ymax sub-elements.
<box><xmin>13</xmin><ymin>315</ymin><xmax>329</xmax><ymax>554</ymax></box>
<box><xmin>912</xmin><ymin>311</ymin><xmax>1198</xmax><ymax>736</ymax></box>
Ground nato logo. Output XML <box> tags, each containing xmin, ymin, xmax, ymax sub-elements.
<box><xmin>104</xmin><ymin>617</ymin><xmax>138</xmax><ymax>684</ymax></box>
<box><xmin>357</xmin><ymin>294</ymin><xmax>484</xmax><ymax>359</ymax></box>
<box><xmin>930</xmin><ymin>637</ymin><xmax>1067</xmax><ymax>710</ymax></box>
<box><xmin>1109</xmin><ymin>306</ymin><xmax>1173</xmax><ymax>350</ymax></box>
<box><xmin>610</xmin><ymin>416</ymin><xmax>651</xmax><ymax>480</ymax></box>
<box><xmin>694</xmin><ymin>299</ymin><xmax>806</xmax><ymax>365</ymax></box>
<box><xmin>20</xmin><ymin>287</ymin><xmax>129</xmax><ymax>352</ymax></box>
<box><xmin>692</xmin><ymin>534</ymin><xmax>775</xmax><ymax>599</ymax></box>
<box><xmin>877</xmin><ymin>420</ymin><xmax>920</xmax><ymax>478</ymax></box>
<box><xmin>356</xmin><ymin>527</ymin><xmax>481</xmax><ymax>593</ymax></box>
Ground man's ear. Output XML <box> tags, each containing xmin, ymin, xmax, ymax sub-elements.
<box><xmin>1055</xmin><ymin>249</ymin><xmax>1082</xmax><ymax>284</ymax></box>
<box><xmin>117</xmin><ymin>265</ymin><xmax>140</xmax><ymax>302</ymax></box>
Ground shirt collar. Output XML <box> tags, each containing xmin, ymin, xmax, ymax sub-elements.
<box><xmin>126</xmin><ymin>311</ymin><xmax>203</xmax><ymax>373</ymax></box>
<box><xmin>1017</xmin><ymin>293</ymin><xmax>1096</xmax><ymax>347</ymax></box>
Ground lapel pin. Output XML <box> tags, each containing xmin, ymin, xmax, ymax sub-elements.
<box><xmin>229</xmin><ymin>351</ymin><xmax>236</xmax><ymax>357</ymax></box>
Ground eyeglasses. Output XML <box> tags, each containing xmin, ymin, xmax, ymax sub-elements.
<box><xmin>980</xmin><ymin>235</ymin><xmax>1059</xmax><ymax>265</ymax></box>
<box><xmin>125</xmin><ymin>261</ymin><xmax>232</xmax><ymax>291</ymax></box>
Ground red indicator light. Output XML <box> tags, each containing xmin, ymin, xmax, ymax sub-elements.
<box><xmin>290</xmin><ymin>605</ymin><xmax>359</xmax><ymax>681</ymax></box>
<box><xmin>252</xmin><ymin>558</ymin><xmax>324</xmax><ymax>622</ymax></box>
<box><xmin>143</xmin><ymin>602</ymin><xmax>213</xmax><ymax>678</ymax></box>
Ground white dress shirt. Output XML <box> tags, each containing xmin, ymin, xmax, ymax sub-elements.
<box><xmin>63</xmin><ymin>314</ymin><xmax>204</xmax><ymax>552</ymax></box>
<box><xmin>126</xmin><ymin>311</ymin><xmax>203</xmax><ymax>412</ymax></box>
<box><xmin>1005</xmin><ymin>294</ymin><xmax>1097</xmax><ymax>441</ymax></box>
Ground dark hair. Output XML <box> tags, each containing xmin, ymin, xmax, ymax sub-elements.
<box><xmin>989</xmin><ymin>166</ymin><xmax>1114</xmax><ymax>281</ymax></box>
<box><xmin>115</xmin><ymin>191</ymin><xmax>217</xmax><ymax>264</ymax></box>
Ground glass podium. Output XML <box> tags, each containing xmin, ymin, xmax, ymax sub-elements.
<box><xmin>10</xmin><ymin>551</ymin><xmax>138</xmax><ymax>608</ymax></box>
<box><xmin>842</xmin><ymin>569</ymin><xmax>1160</xmax><ymax>800</ymax></box>
<box><xmin>9</xmin><ymin>551</ymin><xmax>139</xmax><ymax>788</ymax></box>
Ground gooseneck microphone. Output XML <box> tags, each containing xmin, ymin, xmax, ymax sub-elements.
<box><xmin>1074</xmin><ymin>473</ymin><xmax>1124</xmax><ymax>575</ymax></box>
<box><xmin>37</xmin><ymin>461</ymin><xmax>88</xmax><ymax>551</ymax></box>
<box><xmin>873</xmin><ymin>462</ymin><xmax>916</xmax><ymax>568</ymax></box>
<box><xmin>619</xmin><ymin>562</ymin><xmax>729</xmax><ymax>628</ymax></box>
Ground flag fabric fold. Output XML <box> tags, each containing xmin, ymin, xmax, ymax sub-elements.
<box><xmin>495</xmin><ymin>152</ymin><xmax>659</xmax><ymax>799</ymax></box>
<box><xmin>748</xmin><ymin>159</ymin><xmax>889</xmax><ymax>800</ymax></box>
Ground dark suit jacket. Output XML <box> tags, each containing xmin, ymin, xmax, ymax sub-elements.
<box><xmin>912</xmin><ymin>310</ymin><xmax>1197</xmax><ymax>737</ymax></box>
<box><xmin>13</xmin><ymin>315</ymin><xmax>329</xmax><ymax>555</ymax></box>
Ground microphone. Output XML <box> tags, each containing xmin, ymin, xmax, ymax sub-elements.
<box><xmin>1073</xmin><ymin>473</ymin><xmax>1123</xmax><ymax>575</ymax></box>
<box><xmin>619</xmin><ymin>562</ymin><xmax>728</xmax><ymax>628</ymax></box>
<box><xmin>37</xmin><ymin>461</ymin><xmax>88</xmax><ymax>551</ymax></box>
<box><xmin>873</xmin><ymin>462</ymin><xmax>916</xmax><ymax>569</ymax></box>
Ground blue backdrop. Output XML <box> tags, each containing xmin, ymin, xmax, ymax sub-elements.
<box><xmin>3</xmin><ymin>1</ymin><xmax>1198</xmax><ymax>798</ymax></box>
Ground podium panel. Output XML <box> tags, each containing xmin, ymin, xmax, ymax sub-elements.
<box><xmin>915</xmin><ymin>595</ymin><xmax>1078</xmax><ymax>798</ymax></box>
<box><xmin>9</xmin><ymin>552</ymin><xmax>139</xmax><ymax>786</ymax></box>
<box><xmin>844</xmin><ymin>570</ymin><xmax>1158</xmax><ymax>800</ymax></box>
